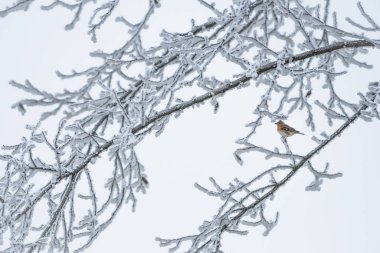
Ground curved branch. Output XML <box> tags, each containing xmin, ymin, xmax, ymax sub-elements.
<box><xmin>158</xmin><ymin>92</ymin><xmax>372</xmax><ymax>252</ymax></box>
<box><xmin>230</xmin><ymin>101</ymin><xmax>366</xmax><ymax>224</ymax></box>
<box><xmin>12</xmin><ymin>39</ymin><xmax>376</xmax><ymax>222</ymax></box>
<box><xmin>133</xmin><ymin>39</ymin><xmax>376</xmax><ymax>132</ymax></box>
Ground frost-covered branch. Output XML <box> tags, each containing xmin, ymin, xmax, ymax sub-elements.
<box><xmin>1</xmin><ymin>0</ymin><xmax>380</xmax><ymax>252</ymax></box>
<box><xmin>157</xmin><ymin>88</ymin><xmax>375</xmax><ymax>252</ymax></box>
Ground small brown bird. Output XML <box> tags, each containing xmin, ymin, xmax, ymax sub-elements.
<box><xmin>275</xmin><ymin>120</ymin><xmax>304</xmax><ymax>137</ymax></box>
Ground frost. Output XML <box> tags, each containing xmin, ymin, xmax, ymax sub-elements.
<box><xmin>1</xmin><ymin>0</ymin><xmax>379</xmax><ymax>252</ymax></box>
<box><xmin>305</xmin><ymin>162</ymin><xmax>343</xmax><ymax>191</ymax></box>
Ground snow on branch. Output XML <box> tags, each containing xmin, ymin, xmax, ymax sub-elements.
<box><xmin>1</xmin><ymin>0</ymin><xmax>380</xmax><ymax>252</ymax></box>
<box><xmin>0</xmin><ymin>0</ymin><xmax>35</xmax><ymax>17</ymax></box>
<box><xmin>157</xmin><ymin>90</ymin><xmax>375</xmax><ymax>252</ymax></box>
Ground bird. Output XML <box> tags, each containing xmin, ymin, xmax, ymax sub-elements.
<box><xmin>275</xmin><ymin>120</ymin><xmax>304</xmax><ymax>138</ymax></box>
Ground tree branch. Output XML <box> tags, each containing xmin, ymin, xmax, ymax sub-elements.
<box><xmin>12</xmin><ymin>39</ymin><xmax>375</xmax><ymax>223</ymax></box>
<box><xmin>157</xmin><ymin>91</ymin><xmax>372</xmax><ymax>252</ymax></box>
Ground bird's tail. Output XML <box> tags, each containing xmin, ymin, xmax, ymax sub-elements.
<box><xmin>296</xmin><ymin>131</ymin><xmax>305</xmax><ymax>135</ymax></box>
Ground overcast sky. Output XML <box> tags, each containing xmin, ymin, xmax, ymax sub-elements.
<box><xmin>0</xmin><ymin>0</ymin><xmax>380</xmax><ymax>252</ymax></box>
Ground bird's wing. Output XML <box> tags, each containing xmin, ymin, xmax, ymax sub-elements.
<box><xmin>280</xmin><ymin>125</ymin><xmax>296</xmax><ymax>132</ymax></box>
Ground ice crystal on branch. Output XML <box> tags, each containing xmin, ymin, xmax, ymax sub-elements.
<box><xmin>0</xmin><ymin>0</ymin><xmax>379</xmax><ymax>252</ymax></box>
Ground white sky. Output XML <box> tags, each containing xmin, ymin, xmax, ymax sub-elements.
<box><xmin>0</xmin><ymin>0</ymin><xmax>380</xmax><ymax>252</ymax></box>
